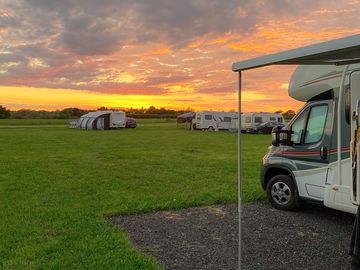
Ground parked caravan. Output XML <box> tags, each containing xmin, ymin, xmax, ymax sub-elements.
<box><xmin>232</xmin><ymin>34</ymin><xmax>360</xmax><ymax>215</ymax></box>
<box><xmin>241</xmin><ymin>112</ymin><xmax>284</xmax><ymax>132</ymax></box>
<box><xmin>78</xmin><ymin>111</ymin><xmax>126</xmax><ymax>130</ymax></box>
<box><xmin>229</xmin><ymin>117</ymin><xmax>239</xmax><ymax>132</ymax></box>
<box><xmin>192</xmin><ymin>111</ymin><xmax>237</xmax><ymax>130</ymax></box>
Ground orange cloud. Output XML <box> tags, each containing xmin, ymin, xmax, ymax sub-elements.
<box><xmin>1</xmin><ymin>0</ymin><xmax>360</xmax><ymax>114</ymax></box>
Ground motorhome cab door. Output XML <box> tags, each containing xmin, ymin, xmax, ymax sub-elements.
<box><xmin>283</xmin><ymin>100</ymin><xmax>332</xmax><ymax>201</ymax></box>
<box><xmin>351</xmin><ymin>71</ymin><xmax>360</xmax><ymax>205</ymax></box>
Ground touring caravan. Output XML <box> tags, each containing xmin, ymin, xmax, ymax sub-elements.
<box><xmin>232</xmin><ymin>34</ymin><xmax>360</xmax><ymax>215</ymax></box>
<box><xmin>241</xmin><ymin>112</ymin><xmax>284</xmax><ymax>132</ymax></box>
<box><xmin>78</xmin><ymin>111</ymin><xmax>126</xmax><ymax>130</ymax></box>
<box><xmin>192</xmin><ymin>111</ymin><xmax>238</xmax><ymax>131</ymax></box>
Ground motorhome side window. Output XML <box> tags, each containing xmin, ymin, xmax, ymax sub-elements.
<box><xmin>224</xmin><ymin>117</ymin><xmax>231</xmax><ymax>122</ymax></box>
<box><xmin>205</xmin><ymin>115</ymin><xmax>212</xmax><ymax>120</ymax></box>
<box><xmin>254</xmin><ymin>117</ymin><xmax>262</xmax><ymax>123</ymax></box>
<box><xmin>245</xmin><ymin>117</ymin><xmax>251</xmax><ymax>123</ymax></box>
<box><xmin>304</xmin><ymin>105</ymin><xmax>328</xmax><ymax>144</ymax></box>
<box><xmin>270</xmin><ymin>117</ymin><xmax>276</xmax><ymax>121</ymax></box>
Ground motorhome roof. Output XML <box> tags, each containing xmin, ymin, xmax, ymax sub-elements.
<box><xmin>232</xmin><ymin>34</ymin><xmax>360</xmax><ymax>72</ymax></box>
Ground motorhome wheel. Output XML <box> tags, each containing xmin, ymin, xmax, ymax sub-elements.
<box><xmin>208</xmin><ymin>126</ymin><xmax>215</xmax><ymax>131</ymax></box>
<box><xmin>266</xmin><ymin>175</ymin><xmax>296</xmax><ymax>210</ymax></box>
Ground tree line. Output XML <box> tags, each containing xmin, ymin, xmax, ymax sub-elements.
<box><xmin>0</xmin><ymin>105</ymin><xmax>193</xmax><ymax>119</ymax></box>
<box><xmin>0</xmin><ymin>105</ymin><xmax>297</xmax><ymax>120</ymax></box>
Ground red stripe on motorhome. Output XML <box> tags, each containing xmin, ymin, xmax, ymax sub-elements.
<box><xmin>282</xmin><ymin>147</ymin><xmax>350</xmax><ymax>156</ymax></box>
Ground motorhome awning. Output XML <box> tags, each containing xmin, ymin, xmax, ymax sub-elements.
<box><xmin>232</xmin><ymin>34</ymin><xmax>360</xmax><ymax>72</ymax></box>
<box><xmin>233</xmin><ymin>34</ymin><xmax>360</xmax><ymax>269</ymax></box>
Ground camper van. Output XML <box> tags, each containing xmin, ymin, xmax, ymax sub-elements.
<box><xmin>192</xmin><ymin>111</ymin><xmax>238</xmax><ymax>130</ymax></box>
<box><xmin>231</xmin><ymin>35</ymin><xmax>360</xmax><ymax>215</ymax></box>
<box><xmin>241</xmin><ymin>112</ymin><xmax>284</xmax><ymax>132</ymax></box>
<box><xmin>261</xmin><ymin>64</ymin><xmax>360</xmax><ymax>214</ymax></box>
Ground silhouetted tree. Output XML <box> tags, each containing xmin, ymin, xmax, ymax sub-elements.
<box><xmin>0</xmin><ymin>105</ymin><xmax>10</xmax><ymax>119</ymax></box>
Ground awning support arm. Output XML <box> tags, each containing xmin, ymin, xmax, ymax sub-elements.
<box><xmin>338</xmin><ymin>65</ymin><xmax>350</xmax><ymax>186</ymax></box>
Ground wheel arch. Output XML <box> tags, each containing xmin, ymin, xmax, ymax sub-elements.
<box><xmin>263</xmin><ymin>166</ymin><xmax>297</xmax><ymax>190</ymax></box>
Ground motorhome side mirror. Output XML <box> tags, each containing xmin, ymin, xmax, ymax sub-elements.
<box><xmin>271</xmin><ymin>126</ymin><xmax>280</xmax><ymax>146</ymax></box>
<box><xmin>272</xmin><ymin>126</ymin><xmax>293</xmax><ymax>146</ymax></box>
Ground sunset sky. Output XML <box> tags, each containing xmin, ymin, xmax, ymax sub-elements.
<box><xmin>1</xmin><ymin>0</ymin><xmax>360</xmax><ymax>112</ymax></box>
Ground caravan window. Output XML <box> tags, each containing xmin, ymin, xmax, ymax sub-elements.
<box><xmin>245</xmin><ymin>117</ymin><xmax>251</xmax><ymax>123</ymax></box>
<box><xmin>304</xmin><ymin>105</ymin><xmax>328</xmax><ymax>144</ymax></box>
<box><xmin>278</xmin><ymin>117</ymin><xmax>283</xmax><ymax>122</ymax></box>
<box><xmin>254</xmin><ymin>117</ymin><xmax>262</xmax><ymax>123</ymax></box>
<box><xmin>224</xmin><ymin>117</ymin><xmax>231</xmax><ymax>122</ymax></box>
<box><xmin>270</xmin><ymin>117</ymin><xmax>276</xmax><ymax>121</ymax></box>
<box><xmin>205</xmin><ymin>115</ymin><xmax>212</xmax><ymax>120</ymax></box>
<box><xmin>197</xmin><ymin>114</ymin><xmax>201</xmax><ymax>120</ymax></box>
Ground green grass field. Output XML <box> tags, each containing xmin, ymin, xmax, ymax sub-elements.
<box><xmin>0</xmin><ymin>120</ymin><xmax>270</xmax><ymax>269</ymax></box>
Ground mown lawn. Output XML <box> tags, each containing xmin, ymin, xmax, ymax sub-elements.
<box><xmin>0</xmin><ymin>120</ymin><xmax>269</xmax><ymax>269</ymax></box>
<box><xmin>0</xmin><ymin>119</ymin><xmax>69</xmax><ymax>126</ymax></box>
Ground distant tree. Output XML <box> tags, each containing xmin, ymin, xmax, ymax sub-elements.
<box><xmin>274</xmin><ymin>110</ymin><xmax>283</xmax><ymax>114</ymax></box>
<box><xmin>0</xmin><ymin>105</ymin><xmax>10</xmax><ymax>119</ymax></box>
<box><xmin>146</xmin><ymin>106</ymin><xmax>157</xmax><ymax>114</ymax></box>
<box><xmin>97</xmin><ymin>106</ymin><xmax>108</xmax><ymax>111</ymax></box>
<box><xmin>283</xmin><ymin>109</ymin><xmax>296</xmax><ymax>120</ymax></box>
<box><xmin>72</xmin><ymin>108</ymin><xmax>84</xmax><ymax>117</ymax></box>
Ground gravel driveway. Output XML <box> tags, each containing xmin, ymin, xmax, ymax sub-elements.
<box><xmin>110</xmin><ymin>201</ymin><xmax>355</xmax><ymax>270</ymax></box>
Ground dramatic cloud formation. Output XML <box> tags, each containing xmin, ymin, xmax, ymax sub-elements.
<box><xmin>0</xmin><ymin>0</ymin><xmax>360</xmax><ymax>111</ymax></box>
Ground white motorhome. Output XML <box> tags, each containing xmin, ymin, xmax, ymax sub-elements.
<box><xmin>192</xmin><ymin>111</ymin><xmax>238</xmax><ymax>131</ymax></box>
<box><xmin>241</xmin><ymin>112</ymin><xmax>284</xmax><ymax>132</ymax></box>
<box><xmin>232</xmin><ymin>34</ymin><xmax>360</xmax><ymax>214</ymax></box>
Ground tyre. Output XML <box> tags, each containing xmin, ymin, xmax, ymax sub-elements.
<box><xmin>266</xmin><ymin>174</ymin><xmax>297</xmax><ymax>210</ymax></box>
<box><xmin>208</xmin><ymin>126</ymin><xmax>215</xmax><ymax>131</ymax></box>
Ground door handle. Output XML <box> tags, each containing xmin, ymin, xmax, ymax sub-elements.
<box><xmin>320</xmin><ymin>146</ymin><xmax>327</xmax><ymax>160</ymax></box>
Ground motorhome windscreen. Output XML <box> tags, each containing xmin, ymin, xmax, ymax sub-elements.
<box><xmin>291</xmin><ymin>111</ymin><xmax>307</xmax><ymax>144</ymax></box>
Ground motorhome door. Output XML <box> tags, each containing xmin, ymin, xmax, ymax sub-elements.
<box><xmin>282</xmin><ymin>100</ymin><xmax>332</xmax><ymax>201</ymax></box>
<box><xmin>351</xmin><ymin>71</ymin><xmax>360</xmax><ymax>205</ymax></box>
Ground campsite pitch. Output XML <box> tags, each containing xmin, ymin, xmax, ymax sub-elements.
<box><xmin>0</xmin><ymin>119</ymin><xmax>269</xmax><ymax>269</ymax></box>
<box><xmin>111</xmin><ymin>202</ymin><xmax>354</xmax><ymax>270</ymax></box>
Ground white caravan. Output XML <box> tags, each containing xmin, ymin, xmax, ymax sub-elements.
<box><xmin>193</xmin><ymin>111</ymin><xmax>238</xmax><ymax>130</ymax></box>
<box><xmin>232</xmin><ymin>34</ymin><xmax>360</xmax><ymax>214</ymax></box>
<box><xmin>241</xmin><ymin>112</ymin><xmax>284</xmax><ymax>132</ymax></box>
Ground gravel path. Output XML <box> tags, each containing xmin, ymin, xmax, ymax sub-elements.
<box><xmin>110</xmin><ymin>202</ymin><xmax>355</xmax><ymax>270</ymax></box>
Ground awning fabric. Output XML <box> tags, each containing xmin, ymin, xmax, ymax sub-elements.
<box><xmin>232</xmin><ymin>34</ymin><xmax>360</xmax><ymax>72</ymax></box>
